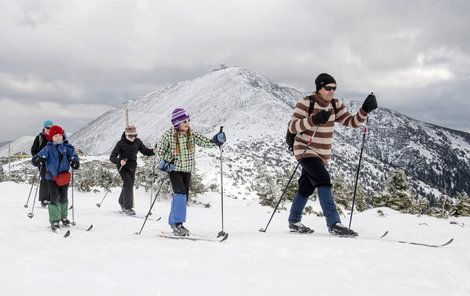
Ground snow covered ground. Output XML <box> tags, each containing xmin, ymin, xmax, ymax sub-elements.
<box><xmin>1</xmin><ymin>181</ymin><xmax>469</xmax><ymax>296</ymax></box>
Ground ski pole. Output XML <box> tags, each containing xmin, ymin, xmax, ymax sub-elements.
<box><xmin>96</xmin><ymin>164</ymin><xmax>124</xmax><ymax>208</ymax></box>
<box><xmin>217</xmin><ymin>126</ymin><xmax>227</xmax><ymax>238</ymax></box>
<box><xmin>135</xmin><ymin>175</ymin><xmax>167</xmax><ymax>235</ymax></box>
<box><xmin>71</xmin><ymin>169</ymin><xmax>76</xmax><ymax>225</ymax></box>
<box><xmin>349</xmin><ymin>117</ymin><xmax>369</xmax><ymax>229</ymax></box>
<box><xmin>27</xmin><ymin>164</ymin><xmax>42</xmax><ymax>218</ymax></box>
<box><xmin>259</xmin><ymin>125</ymin><xmax>320</xmax><ymax>233</ymax></box>
<box><xmin>24</xmin><ymin>168</ymin><xmax>40</xmax><ymax>208</ymax></box>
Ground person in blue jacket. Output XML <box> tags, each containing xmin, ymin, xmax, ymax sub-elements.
<box><xmin>32</xmin><ymin>125</ymin><xmax>80</xmax><ymax>232</ymax></box>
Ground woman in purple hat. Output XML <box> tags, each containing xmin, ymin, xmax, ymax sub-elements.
<box><xmin>157</xmin><ymin>107</ymin><xmax>226</xmax><ymax>236</ymax></box>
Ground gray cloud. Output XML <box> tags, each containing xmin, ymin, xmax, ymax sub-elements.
<box><xmin>1</xmin><ymin>0</ymin><xmax>469</xmax><ymax>142</ymax></box>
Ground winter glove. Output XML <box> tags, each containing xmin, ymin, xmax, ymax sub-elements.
<box><xmin>362</xmin><ymin>93</ymin><xmax>378</xmax><ymax>113</ymax></box>
<box><xmin>70</xmin><ymin>159</ymin><xmax>80</xmax><ymax>170</ymax></box>
<box><xmin>158</xmin><ymin>160</ymin><xmax>175</xmax><ymax>172</ymax></box>
<box><xmin>212</xmin><ymin>131</ymin><xmax>226</xmax><ymax>147</ymax></box>
<box><xmin>32</xmin><ymin>156</ymin><xmax>45</xmax><ymax>168</ymax></box>
<box><xmin>311</xmin><ymin>109</ymin><xmax>331</xmax><ymax>125</ymax></box>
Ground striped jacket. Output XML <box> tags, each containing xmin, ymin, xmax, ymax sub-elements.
<box><xmin>157</xmin><ymin>128</ymin><xmax>215</xmax><ymax>172</ymax></box>
<box><xmin>288</xmin><ymin>93</ymin><xmax>368</xmax><ymax>163</ymax></box>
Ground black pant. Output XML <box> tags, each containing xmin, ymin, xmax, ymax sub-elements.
<box><xmin>119</xmin><ymin>168</ymin><xmax>136</xmax><ymax>210</ymax></box>
<box><xmin>39</xmin><ymin>166</ymin><xmax>50</xmax><ymax>202</ymax></box>
<box><xmin>169</xmin><ymin>171</ymin><xmax>191</xmax><ymax>198</ymax></box>
<box><xmin>297</xmin><ymin>157</ymin><xmax>332</xmax><ymax>197</ymax></box>
<box><xmin>47</xmin><ymin>180</ymin><xmax>69</xmax><ymax>204</ymax></box>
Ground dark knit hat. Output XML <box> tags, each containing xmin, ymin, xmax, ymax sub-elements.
<box><xmin>171</xmin><ymin>108</ymin><xmax>190</xmax><ymax>130</ymax></box>
<box><xmin>49</xmin><ymin>125</ymin><xmax>63</xmax><ymax>137</ymax></box>
<box><xmin>125</xmin><ymin>125</ymin><xmax>137</xmax><ymax>136</ymax></box>
<box><xmin>315</xmin><ymin>73</ymin><xmax>336</xmax><ymax>91</ymax></box>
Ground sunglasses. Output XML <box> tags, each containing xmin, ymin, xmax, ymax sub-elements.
<box><xmin>45</xmin><ymin>126</ymin><xmax>52</xmax><ymax>129</ymax></box>
<box><xmin>127</xmin><ymin>134</ymin><xmax>137</xmax><ymax>138</ymax></box>
<box><xmin>323</xmin><ymin>86</ymin><xmax>337</xmax><ymax>91</ymax></box>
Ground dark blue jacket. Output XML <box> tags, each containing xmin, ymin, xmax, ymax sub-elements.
<box><xmin>33</xmin><ymin>142</ymin><xmax>79</xmax><ymax>181</ymax></box>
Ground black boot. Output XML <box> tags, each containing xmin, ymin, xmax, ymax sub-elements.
<box><xmin>328</xmin><ymin>223</ymin><xmax>358</xmax><ymax>236</ymax></box>
<box><xmin>289</xmin><ymin>222</ymin><xmax>314</xmax><ymax>233</ymax></box>
<box><xmin>51</xmin><ymin>221</ymin><xmax>61</xmax><ymax>232</ymax></box>
<box><xmin>61</xmin><ymin>218</ymin><xmax>71</xmax><ymax>227</ymax></box>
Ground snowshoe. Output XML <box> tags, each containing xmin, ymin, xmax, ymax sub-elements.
<box><xmin>328</xmin><ymin>223</ymin><xmax>358</xmax><ymax>236</ymax></box>
<box><xmin>289</xmin><ymin>222</ymin><xmax>314</xmax><ymax>233</ymax></box>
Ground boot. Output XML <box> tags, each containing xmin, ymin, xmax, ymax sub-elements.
<box><xmin>171</xmin><ymin>223</ymin><xmax>189</xmax><ymax>236</ymax></box>
<box><xmin>328</xmin><ymin>222</ymin><xmax>358</xmax><ymax>236</ymax></box>
<box><xmin>51</xmin><ymin>221</ymin><xmax>60</xmax><ymax>232</ymax></box>
<box><xmin>289</xmin><ymin>222</ymin><xmax>314</xmax><ymax>233</ymax></box>
<box><xmin>61</xmin><ymin>218</ymin><xmax>71</xmax><ymax>227</ymax></box>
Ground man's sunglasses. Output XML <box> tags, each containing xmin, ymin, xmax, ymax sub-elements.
<box><xmin>127</xmin><ymin>134</ymin><xmax>137</xmax><ymax>138</ymax></box>
<box><xmin>323</xmin><ymin>86</ymin><xmax>337</xmax><ymax>91</ymax></box>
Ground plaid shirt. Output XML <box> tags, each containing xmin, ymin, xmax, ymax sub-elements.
<box><xmin>157</xmin><ymin>128</ymin><xmax>215</xmax><ymax>172</ymax></box>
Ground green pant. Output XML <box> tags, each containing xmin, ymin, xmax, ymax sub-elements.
<box><xmin>47</xmin><ymin>181</ymin><xmax>69</xmax><ymax>223</ymax></box>
<box><xmin>48</xmin><ymin>202</ymin><xmax>68</xmax><ymax>222</ymax></box>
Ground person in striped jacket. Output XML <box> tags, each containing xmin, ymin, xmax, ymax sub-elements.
<box><xmin>288</xmin><ymin>73</ymin><xmax>377</xmax><ymax>236</ymax></box>
<box><xmin>157</xmin><ymin>108</ymin><xmax>226</xmax><ymax>236</ymax></box>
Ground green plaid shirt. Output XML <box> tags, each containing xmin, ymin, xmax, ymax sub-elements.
<box><xmin>157</xmin><ymin>128</ymin><xmax>215</xmax><ymax>172</ymax></box>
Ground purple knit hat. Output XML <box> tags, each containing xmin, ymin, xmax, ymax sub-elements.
<box><xmin>171</xmin><ymin>108</ymin><xmax>190</xmax><ymax>130</ymax></box>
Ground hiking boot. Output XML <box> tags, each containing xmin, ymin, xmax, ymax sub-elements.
<box><xmin>51</xmin><ymin>221</ymin><xmax>60</xmax><ymax>232</ymax></box>
<box><xmin>125</xmin><ymin>208</ymin><xmax>136</xmax><ymax>216</ymax></box>
<box><xmin>289</xmin><ymin>222</ymin><xmax>314</xmax><ymax>233</ymax></box>
<box><xmin>61</xmin><ymin>218</ymin><xmax>71</xmax><ymax>227</ymax></box>
<box><xmin>41</xmin><ymin>201</ymin><xmax>47</xmax><ymax>207</ymax></box>
<box><xmin>171</xmin><ymin>223</ymin><xmax>190</xmax><ymax>236</ymax></box>
<box><xmin>328</xmin><ymin>223</ymin><xmax>358</xmax><ymax>236</ymax></box>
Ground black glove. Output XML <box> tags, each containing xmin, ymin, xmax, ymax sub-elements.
<box><xmin>212</xmin><ymin>131</ymin><xmax>226</xmax><ymax>147</ymax></box>
<box><xmin>312</xmin><ymin>109</ymin><xmax>331</xmax><ymax>125</ymax></box>
<box><xmin>70</xmin><ymin>159</ymin><xmax>80</xmax><ymax>170</ymax></box>
<box><xmin>32</xmin><ymin>156</ymin><xmax>45</xmax><ymax>168</ymax></box>
<box><xmin>362</xmin><ymin>93</ymin><xmax>377</xmax><ymax>113</ymax></box>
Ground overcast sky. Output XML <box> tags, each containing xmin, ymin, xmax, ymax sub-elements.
<box><xmin>1</xmin><ymin>0</ymin><xmax>469</xmax><ymax>142</ymax></box>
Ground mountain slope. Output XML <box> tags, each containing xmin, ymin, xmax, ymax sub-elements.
<box><xmin>69</xmin><ymin>67</ymin><xmax>470</xmax><ymax>198</ymax></box>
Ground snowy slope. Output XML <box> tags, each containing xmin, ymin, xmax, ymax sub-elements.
<box><xmin>0</xmin><ymin>136</ymin><xmax>35</xmax><ymax>157</ymax></box>
<box><xmin>0</xmin><ymin>181</ymin><xmax>469</xmax><ymax>296</ymax></box>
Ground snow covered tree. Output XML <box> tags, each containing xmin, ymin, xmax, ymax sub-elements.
<box><xmin>255</xmin><ymin>162</ymin><xmax>298</xmax><ymax>209</ymax></box>
<box><xmin>410</xmin><ymin>196</ymin><xmax>430</xmax><ymax>215</ymax></box>
<box><xmin>451</xmin><ymin>192</ymin><xmax>470</xmax><ymax>217</ymax></box>
<box><xmin>73</xmin><ymin>160</ymin><xmax>122</xmax><ymax>192</ymax></box>
<box><xmin>374</xmin><ymin>170</ymin><xmax>413</xmax><ymax>212</ymax></box>
<box><xmin>332</xmin><ymin>175</ymin><xmax>351</xmax><ymax>211</ymax></box>
<box><xmin>332</xmin><ymin>175</ymin><xmax>368</xmax><ymax>213</ymax></box>
<box><xmin>0</xmin><ymin>165</ymin><xmax>4</xmax><ymax>182</ymax></box>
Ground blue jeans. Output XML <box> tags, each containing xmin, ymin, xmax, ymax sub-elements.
<box><xmin>288</xmin><ymin>157</ymin><xmax>341</xmax><ymax>227</ymax></box>
<box><xmin>168</xmin><ymin>194</ymin><xmax>187</xmax><ymax>225</ymax></box>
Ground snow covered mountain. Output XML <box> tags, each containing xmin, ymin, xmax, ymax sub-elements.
<box><xmin>0</xmin><ymin>136</ymin><xmax>35</xmax><ymax>157</ymax></box>
<box><xmin>69</xmin><ymin>67</ymin><xmax>470</xmax><ymax>198</ymax></box>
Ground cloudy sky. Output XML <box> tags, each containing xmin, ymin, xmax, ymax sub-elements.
<box><xmin>1</xmin><ymin>0</ymin><xmax>469</xmax><ymax>142</ymax></box>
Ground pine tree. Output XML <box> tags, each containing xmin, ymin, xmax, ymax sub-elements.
<box><xmin>0</xmin><ymin>165</ymin><xmax>4</xmax><ymax>182</ymax></box>
<box><xmin>451</xmin><ymin>192</ymin><xmax>470</xmax><ymax>217</ymax></box>
<box><xmin>375</xmin><ymin>170</ymin><xmax>413</xmax><ymax>212</ymax></box>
